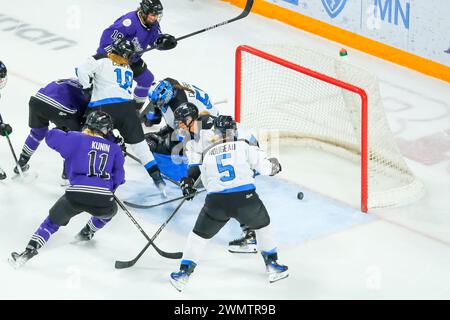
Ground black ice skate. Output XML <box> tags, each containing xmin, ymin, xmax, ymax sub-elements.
<box><xmin>261</xmin><ymin>251</ymin><xmax>289</xmax><ymax>283</ymax></box>
<box><xmin>9</xmin><ymin>247</ymin><xmax>38</xmax><ymax>269</ymax></box>
<box><xmin>0</xmin><ymin>167</ymin><xmax>6</xmax><ymax>180</ymax></box>
<box><xmin>13</xmin><ymin>154</ymin><xmax>30</xmax><ymax>174</ymax></box>
<box><xmin>228</xmin><ymin>230</ymin><xmax>257</xmax><ymax>253</ymax></box>
<box><xmin>75</xmin><ymin>224</ymin><xmax>95</xmax><ymax>242</ymax></box>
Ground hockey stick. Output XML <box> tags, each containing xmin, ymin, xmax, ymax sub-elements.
<box><xmin>124</xmin><ymin>188</ymin><xmax>206</xmax><ymax>209</ymax></box>
<box><xmin>114</xmin><ymin>178</ymin><xmax>202</xmax><ymax>269</ymax></box>
<box><xmin>0</xmin><ymin>113</ymin><xmax>24</xmax><ymax>177</ymax></box>
<box><xmin>114</xmin><ymin>195</ymin><xmax>182</xmax><ymax>260</ymax></box>
<box><xmin>137</xmin><ymin>0</ymin><xmax>254</xmax><ymax>55</ymax></box>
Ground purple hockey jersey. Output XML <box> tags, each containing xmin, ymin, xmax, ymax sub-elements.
<box><xmin>35</xmin><ymin>79</ymin><xmax>88</xmax><ymax>115</ymax></box>
<box><xmin>97</xmin><ymin>11</ymin><xmax>162</xmax><ymax>63</ymax></box>
<box><xmin>45</xmin><ymin>129</ymin><xmax>125</xmax><ymax>194</ymax></box>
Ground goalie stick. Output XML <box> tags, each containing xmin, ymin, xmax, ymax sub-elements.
<box><xmin>137</xmin><ymin>0</ymin><xmax>254</xmax><ymax>55</ymax></box>
<box><xmin>114</xmin><ymin>177</ymin><xmax>202</xmax><ymax>269</ymax></box>
<box><xmin>114</xmin><ymin>195</ymin><xmax>182</xmax><ymax>260</ymax></box>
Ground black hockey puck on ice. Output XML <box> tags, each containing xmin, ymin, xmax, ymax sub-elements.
<box><xmin>297</xmin><ymin>192</ymin><xmax>304</xmax><ymax>200</ymax></box>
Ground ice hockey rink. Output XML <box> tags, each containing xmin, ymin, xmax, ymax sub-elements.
<box><xmin>0</xmin><ymin>0</ymin><xmax>449</xmax><ymax>299</ymax></box>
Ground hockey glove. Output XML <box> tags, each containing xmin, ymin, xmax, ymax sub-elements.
<box><xmin>180</xmin><ymin>177</ymin><xmax>197</xmax><ymax>201</ymax></box>
<box><xmin>145</xmin><ymin>132</ymin><xmax>165</xmax><ymax>152</ymax></box>
<box><xmin>143</xmin><ymin>107</ymin><xmax>162</xmax><ymax>127</ymax></box>
<box><xmin>268</xmin><ymin>157</ymin><xmax>282</xmax><ymax>176</ymax></box>
<box><xmin>155</xmin><ymin>34</ymin><xmax>177</xmax><ymax>51</ymax></box>
<box><xmin>0</xmin><ymin>123</ymin><xmax>12</xmax><ymax>136</ymax></box>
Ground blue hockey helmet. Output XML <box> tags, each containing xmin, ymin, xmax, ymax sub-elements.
<box><xmin>149</xmin><ymin>80</ymin><xmax>174</xmax><ymax>106</ymax></box>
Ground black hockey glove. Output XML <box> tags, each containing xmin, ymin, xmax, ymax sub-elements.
<box><xmin>145</xmin><ymin>132</ymin><xmax>164</xmax><ymax>152</ymax></box>
<box><xmin>142</xmin><ymin>106</ymin><xmax>162</xmax><ymax>127</ymax></box>
<box><xmin>180</xmin><ymin>177</ymin><xmax>196</xmax><ymax>201</ymax></box>
<box><xmin>268</xmin><ymin>158</ymin><xmax>282</xmax><ymax>176</ymax></box>
<box><xmin>107</xmin><ymin>133</ymin><xmax>127</xmax><ymax>154</ymax></box>
<box><xmin>0</xmin><ymin>123</ymin><xmax>12</xmax><ymax>136</ymax></box>
<box><xmin>155</xmin><ymin>34</ymin><xmax>177</xmax><ymax>51</ymax></box>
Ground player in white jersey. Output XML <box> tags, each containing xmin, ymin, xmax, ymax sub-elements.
<box><xmin>142</xmin><ymin>78</ymin><xmax>220</xmax><ymax>155</ymax></box>
<box><xmin>76</xmin><ymin>38</ymin><xmax>166</xmax><ymax>194</ymax></box>
<box><xmin>168</xmin><ymin>104</ymin><xmax>288</xmax><ymax>292</ymax></box>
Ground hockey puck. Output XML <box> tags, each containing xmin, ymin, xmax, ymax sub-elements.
<box><xmin>297</xmin><ymin>192</ymin><xmax>304</xmax><ymax>200</ymax></box>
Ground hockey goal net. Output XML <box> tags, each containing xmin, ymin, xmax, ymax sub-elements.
<box><xmin>235</xmin><ymin>45</ymin><xmax>424</xmax><ymax>212</ymax></box>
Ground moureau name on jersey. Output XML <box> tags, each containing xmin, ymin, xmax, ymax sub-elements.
<box><xmin>208</xmin><ymin>143</ymin><xmax>236</xmax><ymax>156</ymax></box>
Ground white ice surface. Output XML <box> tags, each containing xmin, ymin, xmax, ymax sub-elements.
<box><xmin>0</xmin><ymin>0</ymin><xmax>449</xmax><ymax>299</ymax></box>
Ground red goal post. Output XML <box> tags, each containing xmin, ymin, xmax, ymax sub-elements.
<box><xmin>234</xmin><ymin>45</ymin><xmax>424</xmax><ymax>212</ymax></box>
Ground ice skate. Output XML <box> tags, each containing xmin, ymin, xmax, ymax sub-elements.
<box><xmin>150</xmin><ymin>170</ymin><xmax>167</xmax><ymax>198</ymax></box>
<box><xmin>228</xmin><ymin>230</ymin><xmax>257</xmax><ymax>253</ymax></box>
<box><xmin>8</xmin><ymin>247</ymin><xmax>38</xmax><ymax>269</ymax></box>
<box><xmin>74</xmin><ymin>224</ymin><xmax>95</xmax><ymax>242</ymax></box>
<box><xmin>170</xmin><ymin>261</ymin><xmax>197</xmax><ymax>292</ymax></box>
<box><xmin>261</xmin><ymin>251</ymin><xmax>289</xmax><ymax>283</ymax></box>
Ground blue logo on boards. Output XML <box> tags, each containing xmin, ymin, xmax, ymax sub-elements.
<box><xmin>321</xmin><ymin>0</ymin><xmax>348</xmax><ymax>19</ymax></box>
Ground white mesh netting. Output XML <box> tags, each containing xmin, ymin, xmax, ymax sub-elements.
<box><xmin>237</xmin><ymin>44</ymin><xmax>424</xmax><ymax>210</ymax></box>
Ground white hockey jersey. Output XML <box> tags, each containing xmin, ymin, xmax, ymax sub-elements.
<box><xmin>76</xmin><ymin>55</ymin><xmax>134</xmax><ymax>107</ymax></box>
<box><xmin>161</xmin><ymin>80</ymin><xmax>220</xmax><ymax>129</ymax></box>
<box><xmin>186</xmin><ymin>127</ymin><xmax>273</xmax><ymax>194</ymax></box>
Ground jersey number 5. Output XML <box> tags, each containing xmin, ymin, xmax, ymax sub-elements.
<box><xmin>88</xmin><ymin>150</ymin><xmax>110</xmax><ymax>179</ymax></box>
<box><xmin>216</xmin><ymin>153</ymin><xmax>235</xmax><ymax>182</ymax></box>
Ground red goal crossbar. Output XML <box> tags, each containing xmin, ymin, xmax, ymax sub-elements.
<box><xmin>235</xmin><ymin>45</ymin><xmax>369</xmax><ymax>212</ymax></box>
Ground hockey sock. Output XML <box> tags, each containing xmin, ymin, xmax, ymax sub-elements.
<box><xmin>129</xmin><ymin>140</ymin><xmax>158</xmax><ymax>172</ymax></box>
<box><xmin>28</xmin><ymin>215</ymin><xmax>60</xmax><ymax>250</ymax></box>
<box><xmin>87</xmin><ymin>216</ymin><xmax>112</xmax><ymax>233</ymax></box>
<box><xmin>255</xmin><ymin>224</ymin><xmax>277</xmax><ymax>254</ymax></box>
<box><xmin>133</xmin><ymin>69</ymin><xmax>154</xmax><ymax>105</ymax></box>
<box><xmin>181</xmin><ymin>231</ymin><xmax>210</xmax><ymax>266</ymax></box>
<box><xmin>21</xmin><ymin>127</ymin><xmax>48</xmax><ymax>160</ymax></box>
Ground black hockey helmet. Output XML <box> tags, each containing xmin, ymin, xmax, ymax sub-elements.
<box><xmin>140</xmin><ymin>0</ymin><xmax>163</xmax><ymax>15</ymax></box>
<box><xmin>84</xmin><ymin>111</ymin><xmax>114</xmax><ymax>136</ymax></box>
<box><xmin>0</xmin><ymin>60</ymin><xmax>7</xmax><ymax>89</ymax></box>
<box><xmin>111</xmin><ymin>38</ymin><xmax>136</xmax><ymax>60</ymax></box>
<box><xmin>213</xmin><ymin>115</ymin><xmax>237</xmax><ymax>139</ymax></box>
<box><xmin>174</xmin><ymin>102</ymin><xmax>199</xmax><ymax>125</ymax></box>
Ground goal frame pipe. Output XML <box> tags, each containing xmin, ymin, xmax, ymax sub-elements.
<box><xmin>235</xmin><ymin>45</ymin><xmax>369</xmax><ymax>212</ymax></box>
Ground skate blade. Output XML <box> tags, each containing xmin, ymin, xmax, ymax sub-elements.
<box><xmin>268</xmin><ymin>271</ymin><xmax>289</xmax><ymax>283</ymax></box>
<box><xmin>169</xmin><ymin>278</ymin><xmax>186</xmax><ymax>292</ymax></box>
<box><xmin>228</xmin><ymin>245</ymin><xmax>258</xmax><ymax>254</ymax></box>
<box><xmin>11</xmin><ymin>171</ymin><xmax>38</xmax><ymax>183</ymax></box>
<box><xmin>8</xmin><ymin>256</ymin><xmax>26</xmax><ymax>269</ymax></box>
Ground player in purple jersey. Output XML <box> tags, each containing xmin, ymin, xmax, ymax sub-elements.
<box><xmin>97</xmin><ymin>0</ymin><xmax>177</xmax><ymax>109</ymax></box>
<box><xmin>14</xmin><ymin>78</ymin><xmax>89</xmax><ymax>175</ymax></box>
<box><xmin>8</xmin><ymin>111</ymin><xmax>125</xmax><ymax>268</ymax></box>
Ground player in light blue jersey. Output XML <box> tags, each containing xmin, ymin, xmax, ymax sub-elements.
<box><xmin>77</xmin><ymin>37</ymin><xmax>166</xmax><ymax>195</ymax></box>
<box><xmin>169</xmin><ymin>106</ymin><xmax>288</xmax><ymax>292</ymax></box>
<box><xmin>143</xmin><ymin>78</ymin><xmax>220</xmax><ymax>156</ymax></box>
